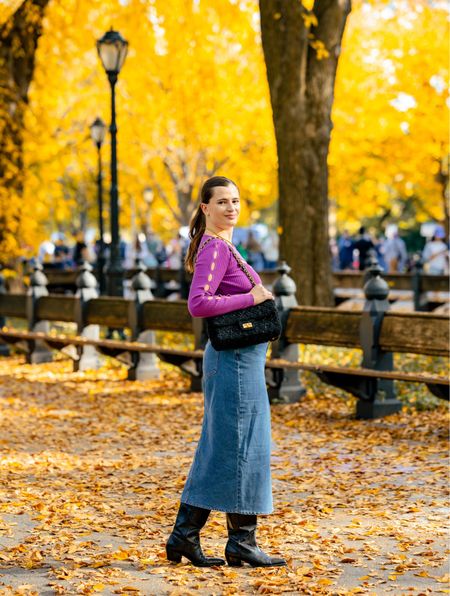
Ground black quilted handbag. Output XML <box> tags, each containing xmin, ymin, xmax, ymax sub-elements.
<box><xmin>200</xmin><ymin>237</ymin><xmax>282</xmax><ymax>351</ymax></box>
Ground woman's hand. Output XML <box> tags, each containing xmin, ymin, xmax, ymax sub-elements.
<box><xmin>250</xmin><ymin>284</ymin><xmax>274</xmax><ymax>305</ymax></box>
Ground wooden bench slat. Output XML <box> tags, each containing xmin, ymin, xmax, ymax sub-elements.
<box><xmin>142</xmin><ymin>299</ymin><xmax>192</xmax><ymax>332</ymax></box>
<box><xmin>380</xmin><ymin>311</ymin><xmax>449</xmax><ymax>357</ymax></box>
<box><xmin>285</xmin><ymin>306</ymin><xmax>361</xmax><ymax>348</ymax></box>
<box><xmin>0</xmin><ymin>294</ymin><xmax>27</xmax><ymax>318</ymax></box>
<box><xmin>285</xmin><ymin>307</ymin><xmax>449</xmax><ymax>358</ymax></box>
<box><xmin>85</xmin><ymin>297</ymin><xmax>133</xmax><ymax>327</ymax></box>
<box><xmin>267</xmin><ymin>359</ymin><xmax>449</xmax><ymax>385</ymax></box>
<box><xmin>35</xmin><ymin>295</ymin><xmax>77</xmax><ymax>322</ymax></box>
<box><xmin>0</xmin><ymin>329</ymin><xmax>202</xmax><ymax>359</ymax></box>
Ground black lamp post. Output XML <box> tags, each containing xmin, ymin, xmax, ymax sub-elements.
<box><xmin>90</xmin><ymin>117</ymin><xmax>107</xmax><ymax>294</ymax></box>
<box><xmin>96</xmin><ymin>28</ymin><xmax>128</xmax><ymax>296</ymax></box>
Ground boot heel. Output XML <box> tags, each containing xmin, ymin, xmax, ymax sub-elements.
<box><xmin>166</xmin><ymin>547</ymin><xmax>182</xmax><ymax>563</ymax></box>
<box><xmin>226</xmin><ymin>553</ymin><xmax>242</xmax><ymax>567</ymax></box>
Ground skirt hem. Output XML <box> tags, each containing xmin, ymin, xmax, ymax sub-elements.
<box><xmin>181</xmin><ymin>498</ymin><xmax>273</xmax><ymax>516</ymax></box>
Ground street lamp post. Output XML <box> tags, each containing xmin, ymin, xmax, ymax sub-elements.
<box><xmin>90</xmin><ymin>117</ymin><xmax>107</xmax><ymax>294</ymax></box>
<box><xmin>96</xmin><ymin>28</ymin><xmax>128</xmax><ymax>296</ymax></box>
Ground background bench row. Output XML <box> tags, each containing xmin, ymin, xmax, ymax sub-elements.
<box><xmin>1</xmin><ymin>261</ymin><xmax>448</xmax><ymax>420</ymax></box>
<box><xmin>4</xmin><ymin>262</ymin><xmax>449</xmax><ymax>313</ymax></box>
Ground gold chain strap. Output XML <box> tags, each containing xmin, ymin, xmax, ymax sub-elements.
<box><xmin>196</xmin><ymin>235</ymin><xmax>257</xmax><ymax>288</ymax></box>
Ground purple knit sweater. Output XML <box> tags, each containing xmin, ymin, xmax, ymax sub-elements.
<box><xmin>188</xmin><ymin>234</ymin><xmax>261</xmax><ymax>318</ymax></box>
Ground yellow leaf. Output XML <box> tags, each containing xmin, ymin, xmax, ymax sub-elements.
<box><xmin>302</xmin><ymin>12</ymin><xmax>318</xmax><ymax>28</ymax></box>
<box><xmin>112</xmin><ymin>549</ymin><xmax>130</xmax><ymax>561</ymax></box>
<box><xmin>437</xmin><ymin>574</ymin><xmax>450</xmax><ymax>583</ymax></box>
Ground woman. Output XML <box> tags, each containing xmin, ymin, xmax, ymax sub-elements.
<box><xmin>422</xmin><ymin>230</ymin><xmax>449</xmax><ymax>275</ymax></box>
<box><xmin>166</xmin><ymin>176</ymin><xmax>286</xmax><ymax>568</ymax></box>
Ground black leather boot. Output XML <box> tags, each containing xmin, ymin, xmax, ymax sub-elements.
<box><xmin>166</xmin><ymin>502</ymin><xmax>225</xmax><ymax>567</ymax></box>
<box><xmin>225</xmin><ymin>513</ymin><xmax>286</xmax><ymax>567</ymax></box>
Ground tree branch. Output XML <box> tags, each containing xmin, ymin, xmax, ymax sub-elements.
<box><xmin>147</xmin><ymin>169</ymin><xmax>183</xmax><ymax>225</ymax></box>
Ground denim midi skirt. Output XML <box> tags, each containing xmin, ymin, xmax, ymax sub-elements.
<box><xmin>181</xmin><ymin>340</ymin><xmax>273</xmax><ymax>514</ymax></box>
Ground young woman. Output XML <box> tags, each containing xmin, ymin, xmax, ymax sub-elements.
<box><xmin>166</xmin><ymin>176</ymin><xmax>286</xmax><ymax>568</ymax></box>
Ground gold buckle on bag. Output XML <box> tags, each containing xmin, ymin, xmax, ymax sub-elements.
<box><xmin>242</xmin><ymin>322</ymin><xmax>253</xmax><ymax>329</ymax></box>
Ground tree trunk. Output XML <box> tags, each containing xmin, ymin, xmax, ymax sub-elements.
<box><xmin>259</xmin><ymin>0</ymin><xmax>351</xmax><ymax>305</ymax></box>
<box><xmin>0</xmin><ymin>0</ymin><xmax>50</xmax><ymax>262</ymax></box>
<box><xmin>436</xmin><ymin>155</ymin><xmax>449</xmax><ymax>240</ymax></box>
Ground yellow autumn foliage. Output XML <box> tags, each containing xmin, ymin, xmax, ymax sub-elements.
<box><xmin>23</xmin><ymin>0</ymin><xmax>277</xmax><ymax>249</ymax></box>
<box><xmin>330</xmin><ymin>0</ymin><xmax>449</xmax><ymax>231</ymax></box>
<box><xmin>0</xmin><ymin>0</ymin><xmax>447</xmax><ymax>259</ymax></box>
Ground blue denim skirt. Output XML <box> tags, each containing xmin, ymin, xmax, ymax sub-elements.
<box><xmin>181</xmin><ymin>340</ymin><xmax>273</xmax><ymax>514</ymax></box>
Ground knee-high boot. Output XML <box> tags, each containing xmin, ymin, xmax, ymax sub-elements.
<box><xmin>225</xmin><ymin>513</ymin><xmax>286</xmax><ymax>568</ymax></box>
<box><xmin>166</xmin><ymin>502</ymin><xmax>225</xmax><ymax>567</ymax></box>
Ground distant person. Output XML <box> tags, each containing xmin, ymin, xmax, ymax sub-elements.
<box><xmin>144</xmin><ymin>231</ymin><xmax>163</xmax><ymax>267</ymax></box>
<box><xmin>261</xmin><ymin>230</ymin><xmax>279</xmax><ymax>269</ymax></box>
<box><xmin>383</xmin><ymin>226</ymin><xmax>408</xmax><ymax>273</ymax></box>
<box><xmin>246</xmin><ymin>231</ymin><xmax>265</xmax><ymax>271</ymax></box>
<box><xmin>337</xmin><ymin>230</ymin><xmax>354</xmax><ymax>270</ymax></box>
<box><xmin>330</xmin><ymin>237</ymin><xmax>339</xmax><ymax>271</ymax></box>
<box><xmin>37</xmin><ymin>239</ymin><xmax>55</xmax><ymax>264</ymax></box>
<box><xmin>166</xmin><ymin>233</ymin><xmax>184</xmax><ymax>269</ymax></box>
<box><xmin>53</xmin><ymin>235</ymin><xmax>71</xmax><ymax>269</ymax></box>
<box><xmin>119</xmin><ymin>238</ymin><xmax>127</xmax><ymax>266</ymax></box>
<box><xmin>235</xmin><ymin>240</ymin><xmax>248</xmax><ymax>260</ymax></box>
<box><xmin>353</xmin><ymin>226</ymin><xmax>374</xmax><ymax>271</ymax></box>
<box><xmin>422</xmin><ymin>229</ymin><xmax>449</xmax><ymax>275</ymax></box>
<box><xmin>373</xmin><ymin>235</ymin><xmax>387</xmax><ymax>272</ymax></box>
<box><xmin>124</xmin><ymin>234</ymin><xmax>150</xmax><ymax>269</ymax></box>
<box><xmin>72</xmin><ymin>232</ymin><xmax>88</xmax><ymax>266</ymax></box>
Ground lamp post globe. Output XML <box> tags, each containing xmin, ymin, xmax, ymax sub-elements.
<box><xmin>90</xmin><ymin>117</ymin><xmax>107</xmax><ymax>147</ymax></box>
<box><xmin>90</xmin><ymin>117</ymin><xmax>107</xmax><ymax>294</ymax></box>
<box><xmin>96</xmin><ymin>29</ymin><xmax>128</xmax><ymax>297</ymax></box>
<box><xmin>96</xmin><ymin>29</ymin><xmax>128</xmax><ymax>76</ymax></box>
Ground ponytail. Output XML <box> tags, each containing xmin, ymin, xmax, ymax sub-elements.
<box><xmin>185</xmin><ymin>205</ymin><xmax>206</xmax><ymax>273</ymax></box>
<box><xmin>184</xmin><ymin>175</ymin><xmax>237</xmax><ymax>273</ymax></box>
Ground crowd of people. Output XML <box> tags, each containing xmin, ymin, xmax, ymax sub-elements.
<box><xmin>35</xmin><ymin>222</ymin><xmax>449</xmax><ymax>276</ymax></box>
<box><xmin>333</xmin><ymin>224</ymin><xmax>449</xmax><ymax>275</ymax></box>
<box><xmin>35</xmin><ymin>226</ymin><xmax>281</xmax><ymax>273</ymax></box>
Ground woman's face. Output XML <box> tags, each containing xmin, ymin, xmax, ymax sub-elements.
<box><xmin>201</xmin><ymin>185</ymin><xmax>240</xmax><ymax>230</ymax></box>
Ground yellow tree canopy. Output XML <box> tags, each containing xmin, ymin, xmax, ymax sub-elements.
<box><xmin>3</xmin><ymin>0</ymin><xmax>448</xmax><ymax>259</ymax></box>
<box><xmin>23</xmin><ymin>0</ymin><xmax>276</xmax><ymax>251</ymax></box>
<box><xmin>330</xmin><ymin>0</ymin><xmax>449</xmax><ymax>232</ymax></box>
<box><xmin>0</xmin><ymin>0</ymin><xmax>23</xmax><ymax>24</ymax></box>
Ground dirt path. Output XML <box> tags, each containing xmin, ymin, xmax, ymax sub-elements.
<box><xmin>0</xmin><ymin>356</ymin><xmax>448</xmax><ymax>595</ymax></box>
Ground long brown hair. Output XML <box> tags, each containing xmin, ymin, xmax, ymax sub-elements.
<box><xmin>185</xmin><ymin>176</ymin><xmax>237</xmax><ymax>273</ymax></box>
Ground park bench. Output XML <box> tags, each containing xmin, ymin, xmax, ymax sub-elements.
<box><xmin>10</xmin><ymin>262</ymin><xmax>449</xmax><ymax>312</ymax></box>
<box><xmin>0</xmin><ymin>261</ymin><xmax>448</xmax><ymax>419</ymax></box>
<box><xmin>0</xmin><ymin>263</ymin><xmax>201</xmax><ymax>382</ymax></box>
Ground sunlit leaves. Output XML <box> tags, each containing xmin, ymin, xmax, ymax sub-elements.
<box><xmin>330</xmin><ymin>0</ymin><xmax>449</xmax><ymax>230</ymax></box>
<box><xmin>0</xmin><ymin>351</ymin><xmax>447</xmax><ymax>593</ymax></box>
<box><xmin>23</xmin><ymin>0</ymin><xmax>277</xmax><ymax>246</ymax></box>
<box><xmin>2</xmin><ymin>0</ymin><xmax>448</xmax><ymax>259</ymax></box>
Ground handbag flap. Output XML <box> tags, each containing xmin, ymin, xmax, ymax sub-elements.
<box><xmin>207</xmin><ymin>300</ymin><xmax>278</xmax><ymax>328</ymax></box>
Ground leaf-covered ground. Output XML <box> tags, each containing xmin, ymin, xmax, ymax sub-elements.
<box><xmin>0</xmin><ymin>355</ymin><xmax>448</xmax><ymax>595</ymax></box>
